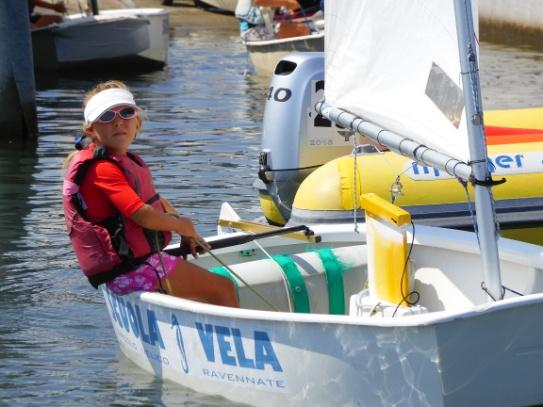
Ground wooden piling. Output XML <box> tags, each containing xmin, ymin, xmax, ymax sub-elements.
<box><xmin>0</xmin><ymin>0</ymin><xmax>38</xmax><ymax>147</ymax></box>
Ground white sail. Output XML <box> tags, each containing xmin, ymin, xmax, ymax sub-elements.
<box><xmin>325</xmin><ymin>0</ymin><xmax>478</xmax><ymax>162</ymax></box>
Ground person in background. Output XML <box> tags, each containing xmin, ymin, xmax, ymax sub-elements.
<box><xmin>235</xmin><ymin>0</ymin><xmax>269</xmax><ymax>41</ymax></box>
<box><xmin>29</xmin><ymin>0</ymin><xmax>67</xmax><ymax>28</ymax></box>
<box><xmin>235</xmin><ymin>0</ymin><xmax>321</xmax><ymax>41</ymax></box>
<box><xmin>62</xmin><ymin>80</ymin><xmax>239</xmax><ymax>307</ymax></box>
<box><xmin>235</xmin><ymin>0</ymin><xmax>299</xmax><ymax>41</ymax></box>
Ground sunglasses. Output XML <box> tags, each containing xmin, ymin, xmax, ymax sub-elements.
<box><xmin>95</xmin><ymin>106</ymin><xmax>138</xmax><ymax>123</ymax></box>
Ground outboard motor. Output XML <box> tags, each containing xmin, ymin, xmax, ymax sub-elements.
<box><xmin>255</xmin><ymin>52</ymin><xmax>359</xmax><ymax>225</ymax></box>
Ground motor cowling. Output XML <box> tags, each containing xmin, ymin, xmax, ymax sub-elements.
<box><xmin>255</xmin><ymin>52</ymin><xmax>358</xmax><ymax>225</ymax></box>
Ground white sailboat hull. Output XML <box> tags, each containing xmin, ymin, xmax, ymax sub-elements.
<box><xmin>195</xmin><ymin>0</ymin><xmax>238</xmax><ymax>12</ymax></box>
<box><xmin>31</xmin><ymin>9</ymin><xmax>169</xmax><ymax>71</ymax></box>
<box><xmin>102</xmin><ymin>223</ymin><xmax>543</xmax><ymax>406</ymax></box>
<box><xmin>246</xmin><ymin>33</ymin><xmax>324</xmax><ymax>76</ymax></box>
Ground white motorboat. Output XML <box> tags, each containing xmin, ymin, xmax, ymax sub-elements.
<box><xmin>245</xmin><ymin>30</ymin><xmax>323</xmax><ymax>76</ymax></box>
<box><xmin>100</xmin><ymin>1</ymin><xmax>543</xmax><ymax>405</ymax></box>
<box><xmin>31</xmin><ymin>8</ymin><xmax>169</xmax><ymax>71</ymax></box>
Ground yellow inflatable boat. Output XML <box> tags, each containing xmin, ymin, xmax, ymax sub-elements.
<box><xmin>278</xmin><ymin>106</ymin><xmax>543</xmax><ymax>245</ymax></box>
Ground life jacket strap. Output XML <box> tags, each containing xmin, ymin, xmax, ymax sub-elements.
<box><xmin>87</xmin><ymin>257</ymin><xmax>147</xmax><ymax>289</ymax></box>
<box><xmin>146</xmin><ymin>193</ymin><xmax>160</xmax><ymax>205</ymax></box>
<box><xmin>100</xmin><ymin>216</ymin><xmax>133</xmax><ymax>258</ymax></box>
<box><xmin>142</xmin><ymin>194</ymin><xmax>165</xmax><ymax>251</ymax></box>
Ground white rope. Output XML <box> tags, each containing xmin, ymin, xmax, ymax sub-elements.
<box><xmin>252</xmin><ymin>240</ymin><xmax>294</xmax><ymax>313</ymax></box>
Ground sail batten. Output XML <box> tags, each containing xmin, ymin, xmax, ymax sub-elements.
<box><xmin>325</xmin><ymin>0</ymin><xmax>479</xmax><ymax>162</ymax></box>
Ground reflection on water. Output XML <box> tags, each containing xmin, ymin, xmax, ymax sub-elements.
<box><xmin>0</xmin><ymin>17</ymin><xmax>542</xmax><ymax>406</ymax></box>
<box><xmin>480</xmin><ymin>42</ymin><xmax>543</xmax><ymax>109</ymax></box>
<box><xmin>0</xmin><ymin>150</ymin><xmax>37</xmax><ymax>250</ymax></box>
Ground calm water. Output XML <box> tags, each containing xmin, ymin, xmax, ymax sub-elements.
<box><xmin>1</xmin><ymin>16</ymin><xmax>543</xmax><ymax>406</ymax></box>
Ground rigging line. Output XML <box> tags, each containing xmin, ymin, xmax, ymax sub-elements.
<box><xmin>461</xmin><ymin>173</ymin><xmax>501</xmax><ymax>242</ymax></box>
<box><xmin>252</xmin><ymin>240</ymin><xmax>294</xmax><ymax>312</ymax></box>
<box><xmin>389</xmin><ymin>164</ymin><xmax>413</xmax><ymax>204</ymax></box>
<box><xmin>489</xmin><ymin>181</ymin><xmax>502</xmax><ymax>237</ymax></box>
<box><xmin>460</xmin><ymin>0</ymin><xmax>483</xmax><ymax>120</ymax></box>
<box><xmin>199</xmin><ymin>242</ymin><xmax>280</xmax><ymax>312</ymax></box>
<box><xmin>469</xmin><ymin>58</ymin><xmax>483</xmax><ymax>118</ymax></box>
<box><xmin>350</xmin><ymin>139</ymin><xmax>403</xmax><ymax>204</ymax></box>
<box><xmin>145</xmin><ymin>260</ymin><xmax>167</xmax><ymax>294</ymax></box>
<box><xmin>153</xmin><ymin>232</ymin><xmax>173</xmax><ymax>294</ymax></box>
<box><xmin>459</xmin><ymin>177</ymin><xmax>480</xmax><ymax>246</ymax></box>
<box><xmin>451</xmin><ymin>160</ymin><xmax>469</xmax><ymax>181</ymax></box>
<box><xmin>481</xmin><ymin>282</ymin><xmax>505</xmax><ymax>302</ymax></box>
<box><xmin>352</xmin><ymin>134</ymin><xmax>359</xmax><ymax>233</ymax></box>
<box><xmin>503</xmin><ymin>285</ymin><xmax>524</xmax><ymax>297</ymax></box>
<box><xmin>156</xmin><ymin>251</ymin><xmax>173</xmax><ymax>294</ymax></box>
<box><xmin>392</xmin><ymin>220</ymin><xmax>420</xmax><ymax>318</ymax></box>
<box><xmin>461</xmin><ymin>179</ymin><xmax>503</xmax><ymax>300</ymax></box>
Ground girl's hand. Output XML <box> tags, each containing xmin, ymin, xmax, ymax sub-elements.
<box><xmin>192</xmin><ymin>234</ymin><xmax>211</xmax><ymax>252</ymax></box>
<box><xmin>180</xmin><ymin>234</ymin><xmax>210</xmax><ymax>259</ymax></box>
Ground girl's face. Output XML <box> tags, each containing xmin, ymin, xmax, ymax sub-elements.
<box><xmin>86</xmin><ymin>105</ymin><xmax>141</xmax><ymax>154</ymax></box>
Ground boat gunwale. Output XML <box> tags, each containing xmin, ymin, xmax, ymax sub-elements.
<box><xmin>31</xmin><ymin>8</ymin><xmax>168</xmax><ymax>33</ymax></box>
<box><xmin>98</xmin><ymin>8</ymin><xmax>170</xmax><ymax>17</ymax></box>
<box><xmin>66</xmin><ymin>8</ymin><xmax>169</xmax><ymax>19</ymax></box>
<box><xmin>244</xmin><ymin>32</ymin><xmax>324</xmax><ymax>48</ymax></box>
<box><xmin>245</xmin><ymin>221</ymin><xmax>543</xmax><ymax>268</ymax></box>
<box><xmin>115</xmin><ymin>288</ymin><xmax>543</xmax><ymax>329</ymax></box>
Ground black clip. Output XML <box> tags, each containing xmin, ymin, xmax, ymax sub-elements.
<box><xmin>472</xmin><ymin>177</ymin><xmax>506</xmax><ymax>187</ymax></box>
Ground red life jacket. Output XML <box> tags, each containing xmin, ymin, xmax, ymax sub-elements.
<box><xmin>63</xmin><ymin>145</ymin><xmax>172</xmax><ymax>288</ymax></box>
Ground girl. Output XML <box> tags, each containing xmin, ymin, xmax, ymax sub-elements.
<box><xmin>63</xmin><ymin>80</ymin><xmax>238</xmax><ymax>307</ymax></box>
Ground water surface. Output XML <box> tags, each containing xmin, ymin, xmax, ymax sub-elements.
<box><xmin>1</xmin><ymin>16</ymin><xmax>542</xmax><ymax>406</ymax></box>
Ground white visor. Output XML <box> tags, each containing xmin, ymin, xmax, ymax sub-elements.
<box><xmin>84</xmin><ymin>88</ymin><xmax>138</xmax><ymax>123</ymax></box>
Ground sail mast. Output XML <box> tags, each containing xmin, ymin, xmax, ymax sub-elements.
<box><xmin>454</xmin><ymin>0</ymin><xmax>503</xmax><ymax>301</ymax></box>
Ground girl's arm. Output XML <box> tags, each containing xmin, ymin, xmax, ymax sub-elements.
<box><xmin>131</xmin><ymin>204</ymin><xmax>197</xmax><ymax>238</ymax></box>
<box><xmin>131</xmin><ymin>204</ymin><xmax>210</xmax><ymax>256</ymax></box>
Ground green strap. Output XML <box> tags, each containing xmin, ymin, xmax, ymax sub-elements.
<box><xmin>272</xmin><ymin>254</ymin><xmax>310</xmax><ymax>313</ymax></box>
<box><xmin>313</xmin><ymin>248</ymin><xmax>347</xmax><ymax>315</ymax></box>
<box><xmin>210</xmin><ymin>266</ymin><xmax>239</xmax><ymax>300</ymax></box>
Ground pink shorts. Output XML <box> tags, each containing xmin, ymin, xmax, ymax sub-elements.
<box><xmin>106</xmin><ymin>252</ymin><xmax>180</xmax><ymax>296</ymax></box>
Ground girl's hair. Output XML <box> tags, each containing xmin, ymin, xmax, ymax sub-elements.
<box><xmin>64</xmin><ymin>80</ymin><xmax>141</xmax><ymax>168</ymax></box>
